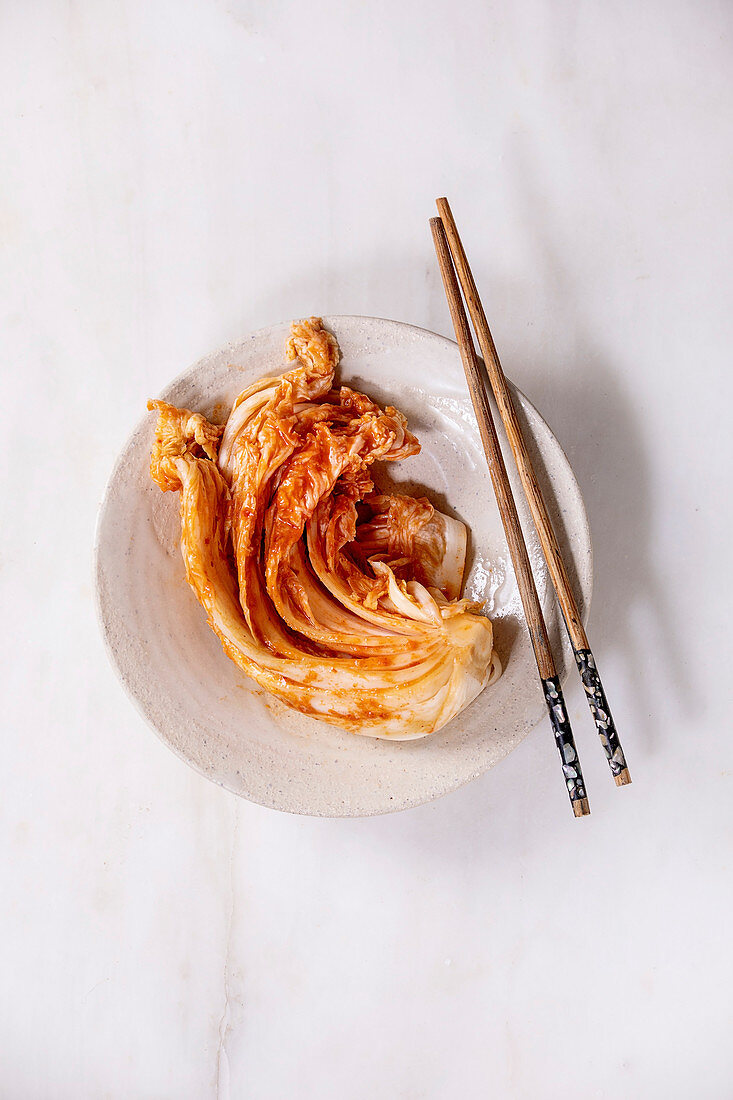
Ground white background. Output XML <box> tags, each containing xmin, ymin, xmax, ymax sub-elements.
<box><xmin>2</xmin><ymin>1</ymin><xmax>732</xmax><ymax>1097</ymax></box>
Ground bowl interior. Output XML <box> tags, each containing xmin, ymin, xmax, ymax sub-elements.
<box><xmin>95</xmin><ymin>316</ymin><xmax>592</xmax><ymax>816</ymax></box>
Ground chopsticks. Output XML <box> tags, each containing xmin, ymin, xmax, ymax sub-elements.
<box><xmin>430</xmin><ymin>218</ymin><xmax>590</xmax><ymax>817</ymax></box>
<box><xmin>436</xmin><ymin>199</ymin><xmax>630</xmax><ymax>788</ymax></box>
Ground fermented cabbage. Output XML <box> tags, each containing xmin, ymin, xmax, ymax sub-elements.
<box><xmin>148</xmin><ymin>318</ymin><xmax>500</xmax><ymax>739</ymax></box>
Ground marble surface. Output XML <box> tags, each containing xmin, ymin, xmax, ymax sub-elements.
<box><xmin>2</xmin><ymin>1</ymin><xmax>732</xmax><ymax>1096</ymax></box>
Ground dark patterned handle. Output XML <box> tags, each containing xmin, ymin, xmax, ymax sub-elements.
<box><xmin>574</xmin><ymin>649</ymin><xmax>630</xmax><ymax>784</ymax></box>
<box><xmin>542</xmin><ymin>676</ymin><xmax>589</xmax><ymax>815</ymax></box>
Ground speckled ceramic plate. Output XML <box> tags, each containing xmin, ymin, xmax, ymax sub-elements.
<box><xmin>95</xmin><ymin>316</ymin><xmax>592</xmax><ymax>816</ymax></box>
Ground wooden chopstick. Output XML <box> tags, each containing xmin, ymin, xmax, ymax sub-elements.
<box><xmin>430</xmin><ymin>218</ymin><xmax>590</xmax><ymax>818</ymax></box>
<box><xmin>437</xmin><ymin>197</ymin><xmax>631</xmax><ymax>787</ymax></box>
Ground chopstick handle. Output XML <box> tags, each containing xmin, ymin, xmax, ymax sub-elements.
<box><xmin>574</xmin><ymin>648</ymin><xmax>631</xmax><ymax>785</ymax></box>
<box><xmin>430</xmin><ymin>216</ymin><xmax>590</xmax><ymax>817</ymax></box>
<box><xmin>542</xmin><ymin>676</ymin><xmax>589</xmax><ymax>815</ymax></box>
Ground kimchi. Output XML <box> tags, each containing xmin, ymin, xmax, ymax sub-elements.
<box><xmin>148</xmin><ymin>318</ymin><xmax>500</xmax><ymax>739</ymax></box>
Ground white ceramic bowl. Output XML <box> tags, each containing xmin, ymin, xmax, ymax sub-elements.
<box><xmin>95</xmin><ymin>316</ymin><xmax>592</xmax><ymax>816</ymax></box>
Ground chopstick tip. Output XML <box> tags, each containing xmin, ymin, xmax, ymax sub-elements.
<box><xmin>614</xmin><ymin>768</ymin><xmax>632</xmax><ymax>787</ymax></box>
<box><xmin>573</xmin><ymin>797</ymin><xmax>591</xmax><ymax>818</ymax></box>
